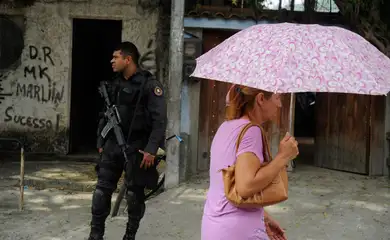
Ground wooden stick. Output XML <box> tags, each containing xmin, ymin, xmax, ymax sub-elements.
<box><xmin>19</xmin><ymin>147</ymin><xmax>25</xmax><ymax>211</ymax></box>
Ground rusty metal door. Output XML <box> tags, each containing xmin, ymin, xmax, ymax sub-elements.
<box><xmin>315</xmin><ymin>93</ymin><xmax>370</xmax><ymax>174</ymax></box>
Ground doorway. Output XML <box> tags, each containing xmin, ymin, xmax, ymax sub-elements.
<box><xmin>294</xmin><ymin>92</ymin><xmax>317</xmax><ymax>165</ymax></box>
<box><xmin>69</xmin><ymin>18</ymin><xmax>122</xmax><ymax>154</ymax></box>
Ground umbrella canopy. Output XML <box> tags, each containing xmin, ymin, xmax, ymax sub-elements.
<box><xmin>190</xmin><ymin>23</ymin><xmax>390</xmax><ymax>95</ymax></box>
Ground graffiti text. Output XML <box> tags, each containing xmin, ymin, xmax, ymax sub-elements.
<box><xmin>4</xmin><ymin>106</ymin><xmax>60</xmax><ymax>131</ymax></box>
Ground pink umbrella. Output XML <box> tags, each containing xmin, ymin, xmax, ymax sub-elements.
<box><xmin>191</xmin><ymin>23</ymin><xmax>390</xmax><ymax>96</ymax></box>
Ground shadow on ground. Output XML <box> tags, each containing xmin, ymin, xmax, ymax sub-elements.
<box><xmin>0</xmin><ymin>160</ymin><xmax>105</xmax><ymax>192</ymax></box>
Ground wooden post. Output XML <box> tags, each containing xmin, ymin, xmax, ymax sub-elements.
<box><xmin>19</xmin><ymin>146</ymin><xmax>25</xmax><ymax>211</ymax></box>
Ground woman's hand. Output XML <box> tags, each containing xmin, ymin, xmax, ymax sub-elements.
<box><xmin>276</xmin><ymin>132</ymin><xmax>299</xmax><ymax>165</ymax></box>
<box><xmin>264</xmin><ymin>212</ymin><xmax>287</xmax><ymax>240</ymax></box>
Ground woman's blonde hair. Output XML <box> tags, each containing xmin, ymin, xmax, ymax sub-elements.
<box><xmin>226</xmin><ymin>84</ymin><xmax>273</xmax><ymax>121</ymax></box>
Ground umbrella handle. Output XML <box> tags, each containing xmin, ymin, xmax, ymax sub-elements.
<box><xmin>288</xmin><ymin>93</ymin><xmax>296</xmax><ymax>134</ymax></box>
<box><xmin>287</xmin><ymin>93</ymin><xmax>296</xmax><ymax>172</ymax></box>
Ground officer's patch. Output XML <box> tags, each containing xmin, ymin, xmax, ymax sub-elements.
<box><xmin>154</xmin><ymin>86</ymin><xmax>163</xmax><ymax>96</ymax></box>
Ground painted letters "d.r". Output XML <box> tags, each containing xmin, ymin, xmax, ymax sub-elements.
<box><xmin>28</xmin><ymin>45</ymin><xmax>55</xmax><ymax>66</ymax></box>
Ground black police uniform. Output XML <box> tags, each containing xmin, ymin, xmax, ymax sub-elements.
<box><xmin>89</xmin><ymin>70</ymin><xmax>167</xmax><ymax>240</ymax></box>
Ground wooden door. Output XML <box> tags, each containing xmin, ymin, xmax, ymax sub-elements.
<box><xmin>197</xmin><ymin>30</ymin><xmax>292</xmax><ymax>172</ymax></box>
<box><xmin>315</xmin><ymin>93</ymin><xmax>370</xmax><ymax>174</ymax></box>
<box><xmin>197</xmin><ymin>30</ymin><xmax>235</xmax><ymax>171</ymax></box>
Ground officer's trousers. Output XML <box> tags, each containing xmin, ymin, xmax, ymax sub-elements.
<box><xmin>90</xmin><ymin>138</ymin><xmax>158</xmax><ymax>238</ymax></box>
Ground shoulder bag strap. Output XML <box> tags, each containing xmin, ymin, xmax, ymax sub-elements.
<box><xmin>235</xmin><ymin>122</ymin><xmax>273</xmax><ymax>163</ymax></box>
<box><xmin>235</xmin><ymin>122</ymin><xmax>255</xmax><ymax>153</ymax></box>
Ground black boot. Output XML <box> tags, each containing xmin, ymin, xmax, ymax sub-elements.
<box><xmin>88</xmin><ymin>234</ymin><xmax>103</xmax><ymax>240</ymax></box>
<box><xmin>122</xmin><ymin>210</ymin><xmax>144</xmax><ymax>240</ymax></box>
<box><xmin>122</xmin><ymin>223</ymin><xmax>136</xmax><ymax>240</ymax></box>
<box><xmin>123</xmin><ymin>190</ymin><xmax>146</xmax><ymax>240</ymax></box>
<box><xmin>88</xmin><ymin>227</ymin><xmax>104</xmax><ymax>240</ymax></box>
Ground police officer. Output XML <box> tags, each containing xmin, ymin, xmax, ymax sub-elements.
<box><xmin>88</xmin><ymin>41</ymin><xmax>167</xmax><ymax>240</ymax></box>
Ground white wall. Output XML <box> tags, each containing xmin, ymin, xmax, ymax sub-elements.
<box><xmin>0</xmin><ymin>0</ymin><xmax>159</xmax><ymax>153</ymax></box>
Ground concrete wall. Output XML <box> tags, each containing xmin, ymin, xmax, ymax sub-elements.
<box><xmin>0</xmin><ymin>0</ymin><xmax>160</xmax><ymax>154</ymax></box>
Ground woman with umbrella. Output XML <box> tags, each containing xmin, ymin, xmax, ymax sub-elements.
<box><xmin>192</xmin><ymin>23</ymin><xmax>390</xmax><ymax>240</ymax></box>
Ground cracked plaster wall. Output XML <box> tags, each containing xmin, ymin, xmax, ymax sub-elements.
<box><xmin>0</xmin><ymin>0</ymin><xmax>160</xmax><ymax>154</ymax></box>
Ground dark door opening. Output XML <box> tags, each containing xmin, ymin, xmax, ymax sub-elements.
<box><xmin>294</xmin><ymin>92</ymin><xmax>317</xmax><ymax>165</ymax></box>
<box><xmin>69</xmin><ymin>19</ymin><xmax>122</xmax><ymax>154</ymax></box>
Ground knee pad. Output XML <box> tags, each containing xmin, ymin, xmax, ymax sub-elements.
<box><xmin>126</xmin><ymin>190</ymin><xmax>145</xmax><ymax>219</ymax></box>
<box><xmin>125</xmin><ymin>190</ymin><xmax>139</xmax><ymax>206</ymax></box>
<box><xmin>96</xmin><ymin>166</ymin><xmax>121</xmax><ymax>191</ymax></box>
<box><xmin>92</xmin><ymin>188</ymin><xmax>112</xmax><ymax>217</ymax></box>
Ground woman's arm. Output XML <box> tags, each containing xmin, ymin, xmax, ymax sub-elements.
<box><xmin>234</xmin><ymin>125</ymin><xmax>296</xmax><ymax>199</ymax></box>
<box><xmin>235</xmin><ymin>152</ymin><xmax>287</xmax><ymax>198</ymax></box>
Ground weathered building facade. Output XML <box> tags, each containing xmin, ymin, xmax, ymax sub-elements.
<box><xmin>0</xmin><ymin>0</ymin><xmax>170</xmax><ymax>154</ymax></box>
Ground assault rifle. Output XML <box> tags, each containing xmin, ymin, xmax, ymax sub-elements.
<box><xmin>98</xmin><ymin>81</ymin><xmax>129</xmax><ymax>163</ymax></box>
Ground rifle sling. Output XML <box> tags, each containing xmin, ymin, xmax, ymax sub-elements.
<box><xmin>126</xmin><ymin>73</ymin><xmax>148</xmax><ymax>143</ymax></box>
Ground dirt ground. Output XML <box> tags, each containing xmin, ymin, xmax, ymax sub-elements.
<box><xmin>0</xmin><ymin>163</ymin><xmax>389</xmax><ymax>240</ymax></box>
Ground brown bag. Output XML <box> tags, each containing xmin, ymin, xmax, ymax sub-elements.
<box><xmin>219</xmin><ymin>122</ymin><xmax>288</xmax><ymax>208</ymax></box>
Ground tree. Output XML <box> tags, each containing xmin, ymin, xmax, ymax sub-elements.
<box><xmin>334</xmin><ymin>0</ymin><xmax>390</xmax><ymax>57</ymax></box>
